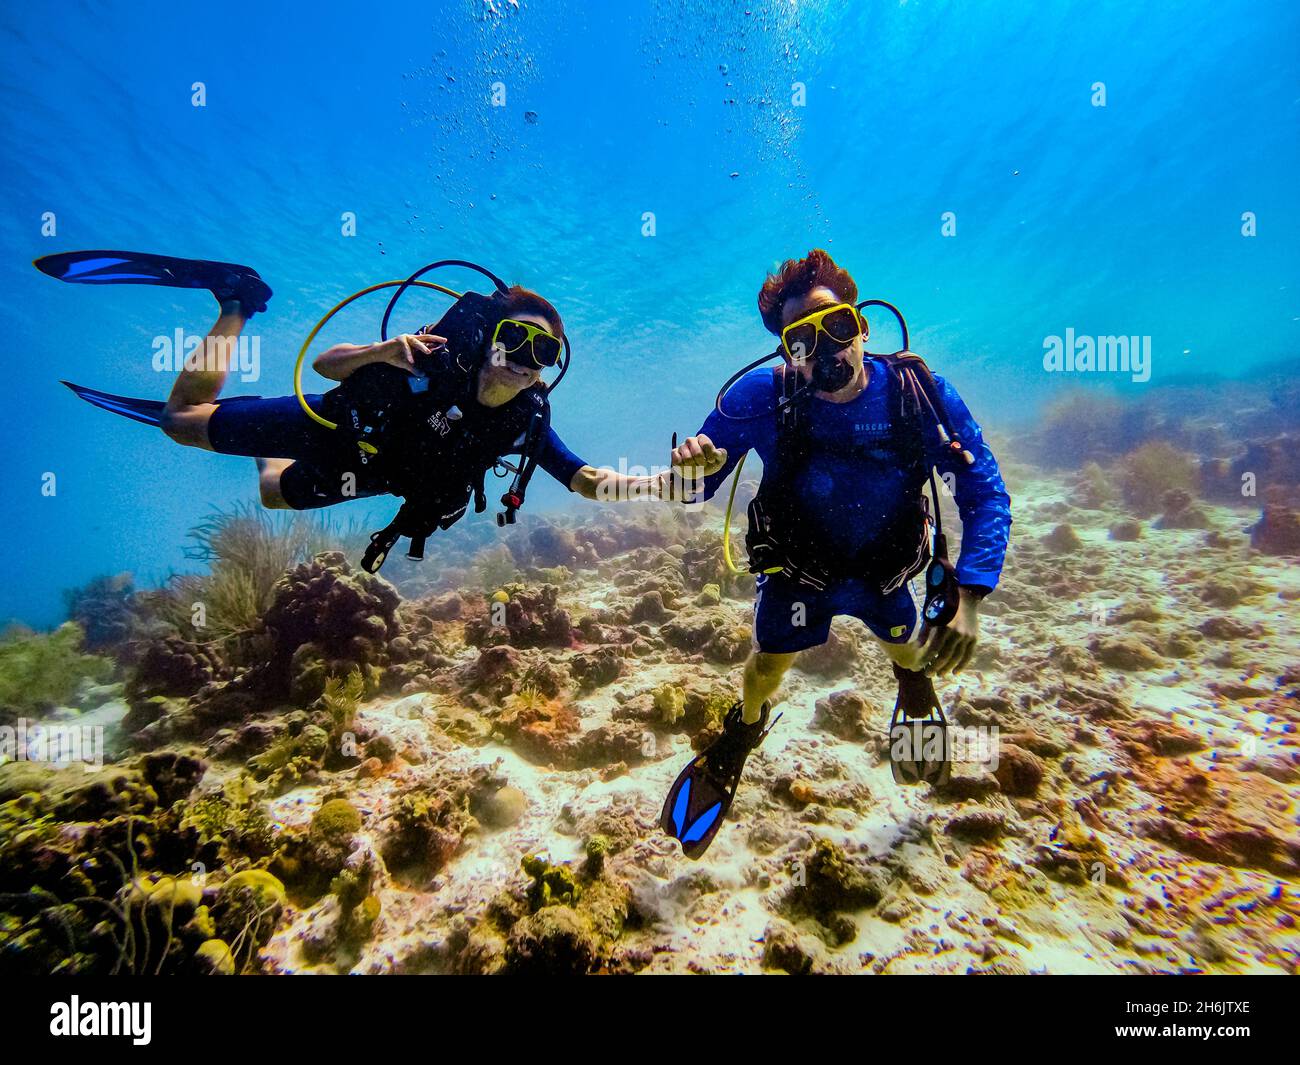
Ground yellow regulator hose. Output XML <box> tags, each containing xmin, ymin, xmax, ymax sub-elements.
<box><xmin>293</xmin><ymin>279</ymin><xmax>463</xmax><ymax>440</ymax></box>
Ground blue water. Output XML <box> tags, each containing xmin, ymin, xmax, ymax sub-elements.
<box><xmin>3</xmin><ymin>0</ymin><xmax>1297</xmax><ymax>627</ymax></box>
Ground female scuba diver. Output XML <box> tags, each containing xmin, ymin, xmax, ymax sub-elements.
<box><xmin>35</xmin><ymin>249</ymin><xmax>624</xmax><ymax>572</ymax></box>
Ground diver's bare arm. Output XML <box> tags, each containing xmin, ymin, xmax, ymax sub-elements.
<box><xmin>312</xmin><ymin>333</ymin><xmax>444</xmax><ymax>381</ymax></box>
<box><xmin>569</xmin><ymin>466</ymin><xmax>670</xmax><ymax>502</ymax></box>
<box><xmin>571</xmin><ymin>432</ymin><xmax>728</xmax><ymax>502</ymax></box>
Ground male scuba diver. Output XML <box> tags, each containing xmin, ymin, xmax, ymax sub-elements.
<box><xmin>599</xmin><ymin>249</ymin><xmax>1012</xmax><ymax>858</ymax></box>
<box><xmin>35</xmin><ymin>249</ymin><xmax>623</xmax><ymax>570</ymax></box>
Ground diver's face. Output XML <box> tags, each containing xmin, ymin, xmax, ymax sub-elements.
<box><xmin>780</xmin><ymin>286</ymin><xmax>867</xmax><ymax>392</ymax></box>
<box><xmin>477</xmin><ymin>312</ymin><xmax>551</xmax><ymax>397</ymax></box>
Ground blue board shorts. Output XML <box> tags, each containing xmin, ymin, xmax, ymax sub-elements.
<box><xmin>752</xmin><ymin>571</ymin><xmax>919</xmax><ymax>654</ymax></box>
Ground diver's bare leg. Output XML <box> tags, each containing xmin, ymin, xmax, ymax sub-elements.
<box><xmin>741</xmin><ymin>650</ymin><xmax>796</xmax><ymax>724</ymax></box>
<box><xmin>160</xmin><ymin>299</ymin><xmax>248</xmax><ymax>450</ymax></box>
<box><xmin>257</xmin><ymin>458</ymin><xmax>294</xmax><ymax>510</ymax></box>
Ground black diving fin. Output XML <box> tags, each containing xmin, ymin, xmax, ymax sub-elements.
<box><xmin>34</xmin><ymin>250</ymin><xmax>272</xmax><ymax>315</ymax></box>
<box><xmin>62</xmin><ymin>381</ymin><xmax>165</xmax><ymax>427</ymax></box>
<box><xmin>660</xmin><ymin>701</ymin><xmax>781</xmax><ymax>860</ymax></box>
<box><xmin>889</xmin><ymin>663</ymin><xmax>952</xmax><ymax>786</ymax></box>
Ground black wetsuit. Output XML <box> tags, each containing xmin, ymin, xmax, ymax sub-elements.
<box><xmin>205</xmin><ymin>375</ymin><xmax>585</xmax><ymax>510</ymax></box>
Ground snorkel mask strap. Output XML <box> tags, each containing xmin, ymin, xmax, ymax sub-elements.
<box><xmin>546</xmin><ymin>335</ymin><xmax>572</xmax><ymax>394</ymax></box>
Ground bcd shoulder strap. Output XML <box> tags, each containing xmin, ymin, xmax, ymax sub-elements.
<box><xmin>360</xmin><ymin>386</ymin><xmax>551</xmax><ymax>572</ymax></box>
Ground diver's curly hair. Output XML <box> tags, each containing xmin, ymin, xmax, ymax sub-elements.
<box><xmin>757</xmin><ymin>249</ymin><xmax>858</xmax><ymax>335</ymax></box>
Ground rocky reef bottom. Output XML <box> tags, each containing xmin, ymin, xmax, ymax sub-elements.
<box><xmin>1</xmin><ymin>467</ymin><xmax>1297</xmax><ymax>975</ymax></box>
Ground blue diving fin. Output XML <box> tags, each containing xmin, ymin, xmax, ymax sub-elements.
<box><xmin>34</xmin><ymin>249</ymin><xmax>272</xmax><ymax>315</ymax></box>
<box><xmin>62</xmin><ymin>381</ymin><xmax>166</xmax><ymax>428</ymax></box>
<box><xmin>660</xmin><ymin>702</ymin><xmax>780</xmax><ymax>860</ymax></box>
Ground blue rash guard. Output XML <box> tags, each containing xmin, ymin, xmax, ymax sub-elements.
<box><xmin>534</xmin><ymin>424</ymin><xmax>588</xmax><ymax>489</ymax></box>
<box><xmin>694</xmin><ymin>358</ymin><xmax>1012</xmax><ymax>653</ymax></box>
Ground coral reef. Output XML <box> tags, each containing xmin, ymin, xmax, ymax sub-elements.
<box><xmin>1154</xmin><ymin>488</ymin><xmax>1210</xmax><ymax>530</ymax></box>
<box><xmin>0</xmin><ymin>623</ymin><xmax>113</xmax><ymax>725</ymax></box>
<box><xmin>6</xmin><ymin>404</ymin><xmax>1300</xmax><ymax>975</ymax></box>
<box><xmin>1117</xmin><ymin>441</ymin><xmax>1200</xmax><ymax>517</ymax></box>
<box><xmin>261</xmin><ymin>553</ymin><xmax>400</xmax><ymax>703</ymax></box>
<box><xmin>1027</xmin><ymin>392</ymin><xmax>1133</xmax><ymax>467</ymax></box>
<box><xmin>452</xmin><ymin>851</ymin><xmax>631</xmax><ymax>975</ymax></box>
<box><xmin>126</xmin><ymin>635</ymin><xmax>228</xmax><ymax>706</ymax></box>
<box><xmin>62</xmin><ymin>572</ymin><xmax>144</xmax><ymax>655</ymax></box>
<box><xmin>151</xmin><ymin>503</ymin><xmax>340</xmax><ymax>640</ymax></box>
<box><xmin>1251</xmin><ymin>503</ymin><xmax>1300</xmax><ymax>556</ymax></box>
<box><xmin>463</xmin><ymin>584</ymin><xmax>573</xmax><ymax>649</ymax></box>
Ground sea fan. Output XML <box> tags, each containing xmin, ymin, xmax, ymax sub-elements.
<box><xmin>147</xmin><ymin>503</ymin><xmax>365</xmax><ymax>640</ymax></box>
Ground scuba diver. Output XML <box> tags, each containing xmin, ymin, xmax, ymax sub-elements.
<box><xmin>609</xmin><ymin>249</ymin><xmax>1013</xmax><ymax>858</ymax></box>
<box><xmin>35</xmin><ymin>249</ymin><xmax>620</xmax><ymax>571</ymax></box>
